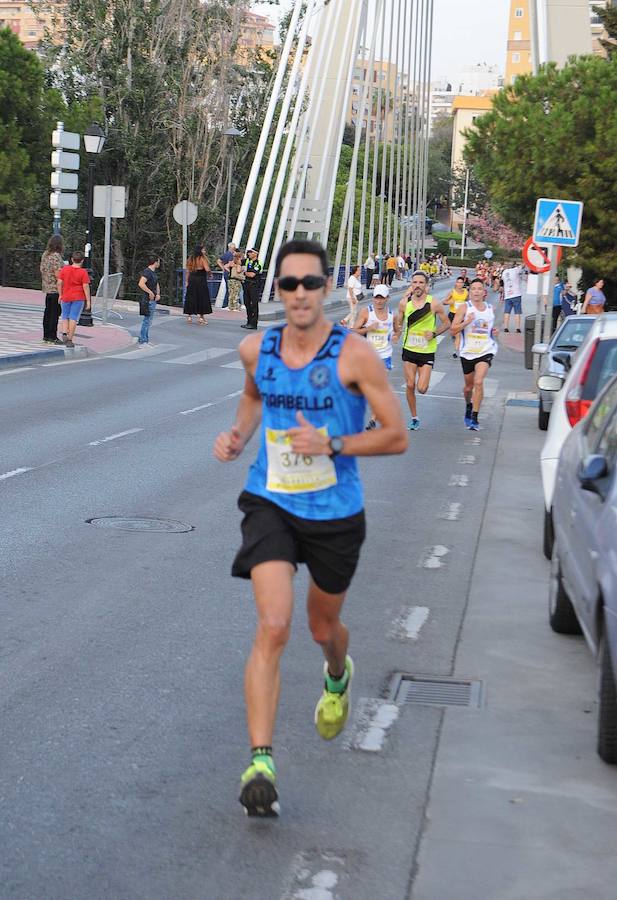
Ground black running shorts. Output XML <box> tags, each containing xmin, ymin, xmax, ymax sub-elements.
<box><xmin>460</xmin><ymin>353</ymin><xmax>494</xmax><ymax>375</ymax></box>
<box><xmin>232</xmin><ymin>491</ymin><xmax>366</xmax><ymax>595</ymax></box>
<box><xmin>402</xmin><ymin>349</ymin><xmax>435</xmax><ymax>367</ymax></box>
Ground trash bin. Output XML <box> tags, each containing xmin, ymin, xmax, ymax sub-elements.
<box><xmin>524</xmin><ymin>314</ymin><xmax>545</xmax><ymax>370</ymax></box>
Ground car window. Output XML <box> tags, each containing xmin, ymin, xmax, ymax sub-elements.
<box><xmin>585</xmin><ymin>377</ymin><xmax>617</xmax><ymax>449</ymax></box>
<box><xmin>583</xmin><ymin>340</ymin><xmax>617</xmax><ymax>400</ymax></box>
<box><xmin>597</xmin><ymin>410</ymin><xmax>617</xmax><ymax>461</ymax></box>
<box><xmin>552</xmin><ymin>319</ymin><xmax>593</xmax><ymax>351</ymax></box>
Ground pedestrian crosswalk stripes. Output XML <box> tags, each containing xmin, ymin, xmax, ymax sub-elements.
<box><xmin>162</xmin><ymin>347</ymin><xmax>235</xmax><ymax>365</ymax></box>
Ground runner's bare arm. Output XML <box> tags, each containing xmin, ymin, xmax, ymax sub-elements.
<box><xmin>287</xmin><ymin>336</ymin><xmax>407</xmax><ymax>457</ymax></box>
<box><xmin>213</xmin><ymin>334</ymin><xmax>263</xmax><ymax>462</ymax></box>
<box><xmin>432</xmin><ymin>298</ymin><xmax>451</xmax><ymax>334</ymax></box>
<box><xmin>450</xmin><ymin>304</ymin><xmax>472</xmax><ymax>335</ymax></box>
<box><xmin>395</xmin><ymin>295</ymin><xmax>407</xmax><ymax>333</ymax></box>
<box><xmin>353</xmin><ymin>308</ymin><xmax>370</xmax><ymax>334</ymax></box>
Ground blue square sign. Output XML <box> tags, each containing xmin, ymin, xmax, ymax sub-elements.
<box><xmin>533</xmin><ymin>198</ymin><xmax>583</xmax><ymax>248</ymax></box>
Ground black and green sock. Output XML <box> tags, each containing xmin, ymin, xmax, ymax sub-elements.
<box><xmin>326</xmin><ymin>666</ymin><xmax>349</xmax><ymax>694</ymax></box>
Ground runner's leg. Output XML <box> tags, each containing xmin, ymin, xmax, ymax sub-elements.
<box><xmin>463</xmin><ymin>370</ymin><xmax>474</xmax><ymax>424</ymax></box>
<box><xmin>416</xmin><ymin>362</ymin><xmax>432</xmax><ymax>395</ymax></box>
<box><xmin>403</xmin><ymin>361</ymin><xmax>418</xmax><ymax>419</ymax></box>
<box><xmin>245</xmin><ymin>560</ymin><xmax>294</xmax><ymax>747</ymax></box>
<box><xmin>306</xmin><ymin>579</ymin><xmax>348</xmax><ymax>679</ymax></box>
<box><xmin>471</xmin><ymin>361</ymin><xmax>490</xmax><ymax>420</ymax></box>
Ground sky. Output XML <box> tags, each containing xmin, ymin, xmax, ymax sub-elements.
<box><xmin>251</xmin><ymin>0</ymin><xmax>511</xmax><ymax>81</ymax></box>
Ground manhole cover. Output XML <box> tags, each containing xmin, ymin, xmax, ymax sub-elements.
<box><xmin>86</xmin><ymin>516</ymin><xmax>194</xmax><ymax>533</ymax></box>
<box><xmin>387</xmin><ymin>673</ymin><xmax>484</xmax><ymax>708</ymax></box>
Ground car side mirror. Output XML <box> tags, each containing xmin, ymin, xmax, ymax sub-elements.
<box><xmin>553</xmin><ymin>351</ymin><xmax>572</xmax><ymax>371</ymax></box>
<box><xmin>537</xmin><ymin>374</ymin><xmax>565</xmax><ymax>392</ymax></box>
<box><xmin>532</xmin><ymin>342</ymin><xmax>548</xmax><ymax>355</ymax></box>
<box><xmin>578</xmin><ymin>454</ymin><xmax>609</xmax><ymax>493</ymax></box>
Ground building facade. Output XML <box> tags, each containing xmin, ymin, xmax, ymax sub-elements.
<box><xmin>505</xmin><ymin>1</ymin><xmax>533</xmax><ymax>84</ymax></box>
<box><xmin>0</xmin><ymin>1</ymin><xmax>58</xmax><ymax>49</ymax></box>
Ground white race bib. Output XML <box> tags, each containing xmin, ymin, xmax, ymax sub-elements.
<box><xmin>266</xmin><ymin>427</ymin><xmax>337</xmax><ymax>494</ymax></box>
<box><xmin>466</xmin><ymin>331</ymin><xmax>489</xmax><ymax>356</ymax></box>
<box><xmin>368</xmin><ymin>328</ymin><xmax>389</xmax><ymax>352</ymax></box>
<box><xmin>406</xmin><ymin>332</ymin><xmax>428</xmax><ymax>349</ymax></box>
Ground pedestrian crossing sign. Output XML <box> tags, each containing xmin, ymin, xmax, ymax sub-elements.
<box><xmin>533</xmin><ymin>198</ymin><xmax>583</xmax><ymax>248</ymax></box>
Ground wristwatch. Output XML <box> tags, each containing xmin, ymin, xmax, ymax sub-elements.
<box><xmin>328</xmin><ymin>436</ymin><xmax>344</xmax><ymax>457</ymax></box>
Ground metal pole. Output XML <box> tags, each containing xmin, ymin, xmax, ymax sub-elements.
<box><xmin>224</xmin><ymin>152</ymin><xmax>233</xmax><ymax>247</ymax></box>
<box><xmin>376</xmin><ymin>0</ymin><xmax>394</xmax><ymax>259</ymax></box>
<box><xmin>103</xmin><ymin>186</ymin><xmax>112</xmax><ymax>292</ymax></box>
<box><xmin>529</xmin><ymin>0</ymin><xmax>541</xmax><ymax>75</ymax></box>
<box><xmin>231</xmin><ymin>0</ymin><xmax>303</xmax><ymax>248</ymax></box>
<box><xmin>84</xmin><ymin>160</ymin><xmax>95</xmax><ymax>266</ymax></box>
<box><xmin>419</xmin><ymin>0</ymin><xmax>434</xmax><ymax>263</ymax></box>
<box><xmin>460</xmin><ymin>167</ymin><xmax>469</xmax><ymax>259</ymax></box>
<box><xmin>368</xmin><ymin>0</ymin><xmax>387</xmax><ymax>261</ymax></box>
<box><xmin>542</xmin><ymin>245</ymin><xmax>559</xmax><ymax>344</ymax></box>
<box><xmin>52</xmin><ymin>120</ymin><xmax>63</xmax><ymax>236</ymax></box>
<box><xmin>357</xmin><ymin>0</ymin><xmax>383</xmax><ymax>266</ymax></box>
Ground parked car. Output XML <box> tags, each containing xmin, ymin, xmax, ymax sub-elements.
<box><xmin>538</xmin><ymin>313</ymin><xmax>617</xmax><ymax>559</ymax></box>
<box><xmin>532</xmin><ymin>315</ymin><xmax>595</xmax><ymax>430</ymax></box>
<box><xmin>549</xmin><ymin>373</ymin><xmax>617</xmax><ymax>763</ymax></box>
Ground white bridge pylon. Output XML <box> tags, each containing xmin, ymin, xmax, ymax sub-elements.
<box><xmin>231</xmin><ymin>0</ymin><xmax>435</xmax><ymax>301</ymax></box>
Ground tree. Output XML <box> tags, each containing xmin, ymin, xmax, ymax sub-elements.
<box><xmin>426</xmin><ymin>115</ymin><xmax>453</xmax><ymax>209</ymax></box>
<box><xmin>592</xmin><ymin>3</ymin><xmax>617</xmax><ymax>58</ymax></box>
<box><xmin>450</xmin><ymin>165</ymin><xmax>486</xmax><ymax>219</ymax></box>
<box><xmin>464</xmin><ymin>56</ymin><xmax>617</xmax><ymax>280</ymax></box>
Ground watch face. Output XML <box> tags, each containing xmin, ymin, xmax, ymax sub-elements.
<box><xmin>331</xmin><ymin>437</ymin><xmax>344</xmax><ymax>455</ymax></box>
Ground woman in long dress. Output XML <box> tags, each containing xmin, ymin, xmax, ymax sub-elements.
<box><xmin>184</xmin><ymin>246</ymin><xmax>213</xmax><ymax>325</ymax></box>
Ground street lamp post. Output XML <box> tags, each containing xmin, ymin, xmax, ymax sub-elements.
<box><xmin>80</xmin><ymin>123</ymin><xmax>106</xmax><ymax>327</ymax></box>
<box><xmin>223</xmin><ymin>127</ymin><xmax>242</xmax><ymax>247</ymax></box>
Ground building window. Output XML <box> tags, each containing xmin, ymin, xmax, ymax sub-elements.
<box><xmin>515</xmin><ymin>7</ymin><xmax>523</xmax><ymax>17</ymax></box>
<box><xmin>512</xmin><ymin>52</ymin><xmax>521</xmax><ymax>63</ymax></box>
<box><xmin>514</xmin><ymin>31</ymin><xmax>522</xmax><ymax>41</ymax></box>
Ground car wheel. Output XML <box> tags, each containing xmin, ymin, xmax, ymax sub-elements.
<box><xmin>543</xmin><ymin>507</ymin><xmax>554</xmax><ymax>561</ymax></box>
<box><xmin>597</xmin><ymin>635</ymin><xmax>617</xmax><ymax>765</ymax></box>
<box><xmin>549</xmin><ymin>546</ymin><xmax>582</xmax><ymax>634</ymax></box>
<box><xmin>538</xmin><ymin>397</ymin><xmax>550</xmax><ymax>431</ymax></box>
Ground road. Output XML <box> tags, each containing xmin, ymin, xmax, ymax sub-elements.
<box><xmin>1</xmin><ymin>296</ymin><xmax>608</xmax><ymax>899</ymax></box>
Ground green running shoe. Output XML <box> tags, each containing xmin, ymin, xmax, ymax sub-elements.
<box><xmin>314</xmin><ymin>655</ymin><xmax>354</xmax><ymax>741</ymax></box>
<box><xmin>239</xmin><ymin>757</ymin><xmax>279</xmax><ymax>817</ymax></box>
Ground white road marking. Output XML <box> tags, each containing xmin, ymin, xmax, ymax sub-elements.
<box><xmin>221</xmin><ymin>359</ymin><xmax>245</xmax><ymax>369</ymax></box>
<box><xmin>465</xmin><ymin>435</ymin><xmax>482</xmax><ymax>445</ymax></box>
<box><xmin>459</xmin><ymin>454</ymin><xmax>476</xmax><ymax>464</ymax></box>
<box><xmin>441</xmin><ymin>502</ymin><xmax>462</xmax><ymax>521</ymax></box>
<box><xmin>0</xmin><ymin>367</ymin><xmax>34</xmax><ymax>376</ymax></box>
<box><xmin>88</xmin><ymin>428</ymin><xmax>143</xmax><ymax>447</ymax></box>
<box><xmin>178</xmin><ymin>389</ymin><xmax>243</xmax><ymax>415</ymax></box>
<box><xmin>0</xmin><ymin>467</ymin><xmax>32</xmax><ymax>481</ymax></box>
<box><xmin>449</xmin><ymin>473</ymin><xmax>469</xmax><ymax>486</ymax></box>
<box><xmin>283</xmin><ymin>853</ymin><xmax>348</xmax><ymax>900</ymax></box>
<box><xmin>421</xmin><ymin>545</ymin><xmax>450</xmax><ymax>569</ymax></box>
<box><xmin>163</xmin><ymin>347</ymin><xmax>235</xmax><ymax>365</ymax></box>
<box><xmin>345</xmin><ymin>698</ymin><xmax>400</xmax><ymax>752</ymax></box>
<box><xmin>107</xmin><ymin>343</ymin><xmax>176</xmax><ymax>359</ymax></box>
<box><xmin>391</xmin><ymin>606</ymin><xmax>430</xmax><ymax>641</ymax></box>
<box><xmin>484</xmin><ymin>378</ymin><xmax>498</xmax><ymax>398</ymax></box>
<box><xmin>40</xmin><ymin>358</ymin><xmax>92</xmax><ymax>367</ymax></box>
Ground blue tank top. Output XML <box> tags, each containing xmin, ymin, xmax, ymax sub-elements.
<box><xmin>244</xmin><ymin>324</ymin><xmax>367</xmax><ymax>520</ymax></box>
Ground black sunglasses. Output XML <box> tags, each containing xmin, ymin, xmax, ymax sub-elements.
<box><xmin>277</xmin><ymin>275</ymin><xmax>327</xmax><ymax>292</ymax></box>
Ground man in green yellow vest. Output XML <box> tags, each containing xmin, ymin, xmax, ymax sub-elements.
<box><xmin>395</xmin><ymin>271</ymin><xmax>450</xmax><ymax>430</ymax></box>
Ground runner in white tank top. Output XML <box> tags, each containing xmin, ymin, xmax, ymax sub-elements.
<box><xmin>451</xmin><ymin>277</ymin><xmax>499</xmax><ymax>431</ymax></box>
<box><xmin>354</xmin><ymin>283</ymin><xmax>401</xmax><ymax>429</ymax></box>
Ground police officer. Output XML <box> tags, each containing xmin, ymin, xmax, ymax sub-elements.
<box><xmin>241</xmin><ymin>248</ymin><xmax>262</xmax><ymax>330</ymax></box>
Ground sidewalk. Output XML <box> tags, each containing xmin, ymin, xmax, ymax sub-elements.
<box><xmin>0</xmin><ymin>287</ymin><xmax>134</xmax><ymax>368</ymax></box>
<box><xmin>412</xmin><ymin>403</ymin><xmax>617</xmax><ymax>899</ymax></box>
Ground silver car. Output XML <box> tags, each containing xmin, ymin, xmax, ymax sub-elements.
<box><xmin>533</xmin><ymin>315</ymin><xmax>595</xmax><ymax>430</ymax></box>
<box><xmin>549</xmin><ymin>373</ymin><xmax>617</xmax><ymax>764</ymax></box>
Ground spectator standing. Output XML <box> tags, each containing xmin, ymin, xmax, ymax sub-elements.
<box><xmin>501</xmin><ymin>260</ymin><xmax>525</xmax><ymax>333</ymax></box>
<box><xmin>561</xmin><ymin>282</ymin><xmax>577</xmax><ymax>318</ymax></box>
<box><xmin>582</xmin><ymin>277</ymin><xmax>606</xmax><ymax>315</ymax></box>
<box><xmin>57</xmin><ymin>251</ymin><xmax>90</xmax><ymax>348</ymax></box>
<box><xmin>40</xmin><ymin>235</ymin><xmax>65</xmax><ymax>345</ymax></box>
<box><xmin>137</xmin><ymin>254</ymin><xmax>161</xmax><ymax>345</ymax></box>
<box><xmin>550</xmin><ymin>275</ymin><xmax>565</xmax><ymax>333</ymax></box>
<box><xmin>217</xmin><ymin>241</ymin><xmax>236</xmax><ymax>308</ymax></box>
<box><xmin>385</xmin><ymin>254</ymin><xmax>397</xmax><ymax>286</ymax></box>
<box><xmin>342</xmin><ymin>264</ymin><xmax>363</xmax><ymax>328</ymax></box>
<box><xmin>396</xmin><ymin>252</ymin><xmax>406</xmax><ymax>281</ymax></box>
<box><xmin>184</xmin><ymin>245</ymin><xmax>212</xmax><ymax>325</ymax></box>
<box><xmin>227</xmin><ymin>251</ymin><xmax>245</xmax><ymax>312</ymax></box>
<box><xmin>364</xmin><ymin>252</ymin><xmax>376</xmax><ymax>289</ymax></box>
<box><xmin>241</xmin><ymin>248</ymin><xmax>262</xmax><ymax>330</ymax></box>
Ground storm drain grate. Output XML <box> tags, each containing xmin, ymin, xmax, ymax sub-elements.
<box><xmin>388</xmin><ymin>673</ymin><xmax>484</xmax><ymax>708</ymax></box>
<box><xmin>86</xmin><ymin>516</ymin><xmax>194</xmax><ymax>533</ymax></box>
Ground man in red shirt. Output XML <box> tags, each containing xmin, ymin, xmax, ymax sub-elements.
<box><xmin>57</xmin><ymin>251</ymin><xmax>91</xmax><ymax>348</ymax></box>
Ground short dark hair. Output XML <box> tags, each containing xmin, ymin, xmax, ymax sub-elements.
<box><xmin>469</xmin><ymin>277</ymin><xmax>485</xmax><ymax>287</ymax></box>
<box><xmin>455</xmin><ymin>275</ymin><xmax>464</xmax><ymax>282</ymax></box>
<box><xmin>274</xmin><ymin>240</ymin><xmax>329</xmax><ymax>278</ymax></box>
<box><xmin>71</xmin><ymin>250</ymin><xmax>84</xmax><ymax>263</ymax></box>
<box><xmin>411</xmin><ymin>270</ymin><xmax>429</xmax><ymax>282</ymax></box>
<box><xmin>146</xmin><ymin>253</ymin><xmax>160</xmax><ymax>266</ymax></box>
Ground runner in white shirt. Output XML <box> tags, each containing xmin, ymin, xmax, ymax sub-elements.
<box><xmin>354</xmin><ymin>283</ymin><xmax>400</xmax><ymax>429</ymax></box>
<box><xmin>451</xmin><ymin>277</ymin><xmax>499</xmax><ymax>431</ymax></box>
<box><xmin>501</xmin><ymin>261</ymin><xmax>525</xmax><ymax>333</ymax></box>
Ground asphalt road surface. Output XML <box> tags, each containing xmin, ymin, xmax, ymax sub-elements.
<box><xmin>0</xmin><ymin>298</ymin><xmax>531</xmax><ymax>900</ymax></box>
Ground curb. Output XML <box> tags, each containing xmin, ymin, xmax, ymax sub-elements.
<box><xmin>0</xmin><ymin>345</ymin><xmax>89</xmax><ymax>369</ymax></box>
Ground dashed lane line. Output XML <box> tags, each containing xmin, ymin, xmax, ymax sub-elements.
<box><xmin>178</xmin><ymin>389</ymin><xmax>243</xmax><ymax>415</ymax></box>
<box><xmin>0</xmin><ymin>468</ymin><xmax>32</xmax><ymax>481</ymax></box>
<box><xmin>88</xmin><ymin>428</ymin><xmax>143</xmax><ymax>447</ymax></box>
<box><xmin>391</xmin><ymin>606</ymin><xmax>430</xmax><ymax>641</ymax></box>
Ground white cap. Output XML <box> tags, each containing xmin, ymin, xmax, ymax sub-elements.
<box><xmin>373</xmin><ymin>284</ymin><xmax>389</xmax><ymax>298</ymax></box>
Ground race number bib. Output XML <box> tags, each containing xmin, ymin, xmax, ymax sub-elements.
<box><xmin>466</xmin><ymin>331</ymin><xmax>489</xmax><ymax>356</ymax></box>
<box><xmin>368</xmin><ymin>328</ymin><xmax>389</xmax><ymax>352</ymax></box>
<box><xmin>406</xmin><ymin>332</ymin><xmax>428</xmax><ymax>349</ymax></box>
<box><xmin>266</xmin><ymin>427</ymin><xmax>337</xmax><ymax>494</ymax></box>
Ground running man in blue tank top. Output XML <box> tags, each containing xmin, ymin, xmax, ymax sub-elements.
<box><xmin>214</xmin><ymin>240</ymin><xmax>407</xmax><ymax>817</ymax></box>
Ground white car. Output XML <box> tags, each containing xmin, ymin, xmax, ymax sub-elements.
<box><xmin>539</xmin><ymin>313</ymin><xmax>617</xmax><ymax>559</ymax></box>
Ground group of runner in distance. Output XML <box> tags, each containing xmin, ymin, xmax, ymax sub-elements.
<box><xmin>214</xmin><ymin>240</ymin><xmax>499</xmax><ymax>817</ymax></box>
